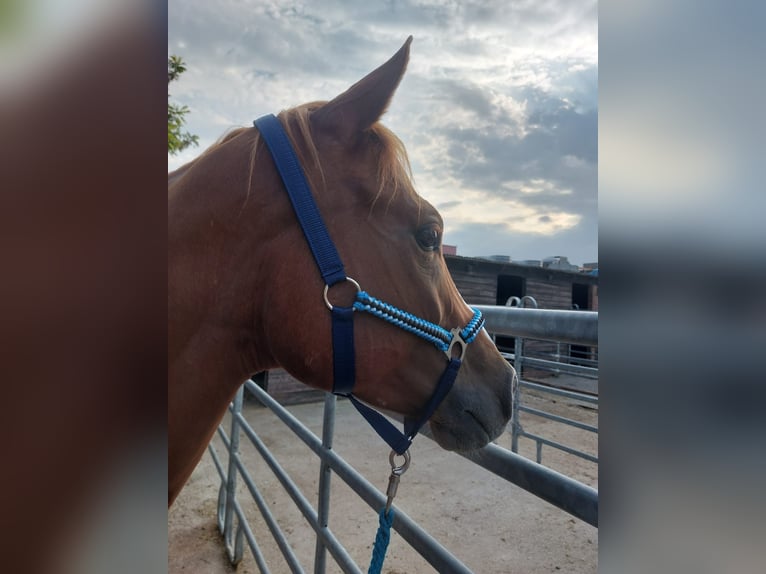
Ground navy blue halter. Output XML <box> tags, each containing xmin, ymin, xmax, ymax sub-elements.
<box><xmin>254</xmin><ymin>114</ymin><xmax>484</xmax><ymax>455</ymax></box>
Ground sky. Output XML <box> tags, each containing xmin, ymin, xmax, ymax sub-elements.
<box><xmin>168</xmin><ymin>0</ymin><xmax>597</xmax><ymax>265</ymax></box>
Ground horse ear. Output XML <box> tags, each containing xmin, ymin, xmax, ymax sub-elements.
<box><xmin>312</xmin><ymin>36</ymin><xmax>412</xmax><ymax>142</ymax></box>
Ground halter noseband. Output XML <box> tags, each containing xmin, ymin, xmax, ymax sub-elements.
<box><xmin>254</xmin><ymin>114</ymin><xmax>484</xmax><ymax>455</ymax></box>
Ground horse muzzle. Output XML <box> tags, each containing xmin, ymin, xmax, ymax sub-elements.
<box><xmin>425</xmin><ymin>361</ymin><xmax>515</xmax><ymax>452</ymax></box>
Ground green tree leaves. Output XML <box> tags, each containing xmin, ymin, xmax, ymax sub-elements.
<box><xmin>168</xmin><ymin>56</ymin><xmax>198</xmax><ymax>155</ymax></box>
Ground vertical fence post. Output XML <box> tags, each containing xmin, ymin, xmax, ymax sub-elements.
<box><xmin>223</xmin><ymin>385</ymin><xmax>245</xmax><ymax>564</ymax></box>
<box><xmin>511</xmin><ymin>334</ymin><xmax>523</xmax><ymax>453</ymax></box>
<box><xmin>510</xmin><ymin>297</ymin><xmax>537</xmax><ymax>454</ymax></box>
<box><xmin>314</xmin><ymin>393</ymin><xmax>337</xmax><ymax>574</ymax></box>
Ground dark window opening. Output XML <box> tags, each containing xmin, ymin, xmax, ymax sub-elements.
<box><xmin>571</xmin><ymin>283</ymin><xmax>591</xmax><ymax>364</ymax></box>
<box><xmin>495</xmin><ymin>275</ymin><xmax>525</xmax><ymax>351</ymax></box>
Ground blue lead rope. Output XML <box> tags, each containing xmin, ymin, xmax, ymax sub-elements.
<box><xmin>368</xmin><ymin>507</ymin><xmax>395</xmax><ymax>574</ymax></box>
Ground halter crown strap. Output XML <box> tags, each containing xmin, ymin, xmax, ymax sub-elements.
<box><xmin>254</xmin><ymin>114</ymin><xmax>346</xmax><ymax>286</ymax></box>
<box><xmin>255</xmin><ymin>113</ymin><xmax>357</xmax><ymax>398</ymax></box>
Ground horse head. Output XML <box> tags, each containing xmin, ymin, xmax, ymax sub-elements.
<box><xmin>257</xmin><ymin>37</ymin><xmax>514</xmax><ymax>451</ymax></box>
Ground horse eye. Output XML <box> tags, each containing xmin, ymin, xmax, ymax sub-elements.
<box><xmin>416</xmin><ymin>226</ymin><xmax>441</xmax><ymax>251</ymax></box>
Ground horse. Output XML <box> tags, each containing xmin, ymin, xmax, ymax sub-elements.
<box><xmin>168</xmin><ymin>37</ymin><xmax>514</xmax><ymax>506</ymax></box>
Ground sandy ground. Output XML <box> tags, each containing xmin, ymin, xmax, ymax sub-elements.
<box><xmin>168</xmin><ymin>388</ymin><xmax>597</xmax><ymax>573</ymax></box>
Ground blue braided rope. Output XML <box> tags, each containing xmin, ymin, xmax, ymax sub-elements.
<box><xmin>355</xmin><ymin>292</ymin><xmax>453</xmax><ymax>342</ymax></box>
<box><xmin>368</xmin><ymin>507</ymin><xmax>395</xmax><ymax>574</ymax></box>
<box><xmin>354</xmin><ymin>291</ymin><xmax>484</xmax><ymax>353</ymax></box>
<box><xmin>460</xmin><ymin>311</ymin><xmax>484</xmax><ymax>343</ymax></box>
<box><xmin>354</xmin><ymin>292</ymin><xmax>452</xmax><ymax>351</ymax></box>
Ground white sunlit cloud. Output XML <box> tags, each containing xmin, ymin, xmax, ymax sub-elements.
<box><xmin>439</xmin><ymin>186</ymin><xmax>581</xmax><ymax>236</ymax></box>
<box><xmin>414</xmin><ymin>167</ymin><xmax>581</xmax><ymax>236</ymax></box>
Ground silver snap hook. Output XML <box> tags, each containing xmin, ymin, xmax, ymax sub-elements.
<box><xmin>385</xmin><ymin>450</ymin><xmax>411</xmax><ymax>514</ymax></box>
<box><xmin>388</xmin><ymin>449</ymin><xmax>411</xmax><ymax>476</ymax></box>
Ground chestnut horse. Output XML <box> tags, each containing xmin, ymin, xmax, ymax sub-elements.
<box><xmin>168</xmin><ymin>37</ymin><xmax>514</xmax><ymax>505</ymax></box>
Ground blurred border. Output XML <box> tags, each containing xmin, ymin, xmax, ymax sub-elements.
<box><xmin>600</xmin><ymin>1</ymin><xmax>765</xmax><ymax>572</ymax></box>
<box><xmin>0</xmin><ymin>2</ymin><xmax>167</xmax><ymax>573</ymax></box>
<box><xmin>2</xmin><ymin>1</ymin><xmax>764</xmax><ymax>573</ymax></box>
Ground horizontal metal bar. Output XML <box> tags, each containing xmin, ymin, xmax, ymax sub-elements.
<box><xmin>519</xmin><ymin>406</ymin><xmax>599</xmax><ymax>433</ymax></box>
<box><xmin>230</xmin><ymin>488</ymin><xmax>272</xmax><ymax>573</ymax></box>
<box><xmin>244</xmin><ymin>380</ymin><xmax>474</xmax><ymax>574</ymax></box>
<box><xmin>561</xmin><ymin>356</ymin><xmax>599</xmax><ymax>368</ymax></box>
<box><xmin>235</xmin><ymin>411</ymin><xmax>363</xmax><ymax>574</ymax></box>
<box><xmin>213</xmin><ymin>400</ymin><xmax>361</xmax><ymax>574</ymax></box>
<box><xmin>519</xmin><ymin>380</ymin><xmax>598</xmax><ymax>404</ymax></box>
<box><xmin>208</xmin><ymin>440</ymin><xmax>272</xmax><ymax>572</ymax></box>
<box><xmin>314</xmin><ymin>527</ymin><xmax>361</xmax><ymax>574</ymax></box>
<box><xmin>462</xmin><ymin>443</ymin><xmax>597</xmax><ymax>525</ymax></box>
<box><xmin>208</xmin><ymin>441</ymin><xmax>226</xmax><ymax>482</ymax></box>
<box><xmin>230</xmin><ymin>450</ymin><xmax>307</xmax><ymax>574</ymax></box>
<box><xmin>519</xmin><ymin>356</ymin><xmax>599</xmax><ymax>378</ymax></box>
<box><xmin>501</xmin><ymin>354</ymin><xmax>599</xmax><ymax>381</ymax></box>
<box><xmin>417</xmin><ymin>426</ymin><xmax>598</xmax><ymax>527</ymax></box>
<box><xmin>520</xmin><ymin>431</ymin><xmax>599</xmax><ymax>464</ymax></box>
<box><xmin>216</xmin><ymin>425</ymin><xmax>231</xmax><ymax>449</ymax></box>
<box><xmin>476</xmin><ymin>305</ymin><xmax>598</xmax><ymax>345</ymax></box>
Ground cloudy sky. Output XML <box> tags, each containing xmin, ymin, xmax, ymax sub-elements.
<box><xmin>168</xmin><ymin>0</ymin><xmax>597</xmax><ymax>265</ymax></box>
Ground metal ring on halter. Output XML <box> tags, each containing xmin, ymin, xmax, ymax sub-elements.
<box><xmin>323</xmin><ymin>276</ymin><xmax>361</xmax><ymax>311</ymax></box>
<box><xmin>444</xmin><ymin>327</ymin><xmax>467</xmax><ymax>361</ymax></box>
<box><xmin>388</xmin><ymin>449</ymin><xmax>411</xmax><ymax>476</ymax></box>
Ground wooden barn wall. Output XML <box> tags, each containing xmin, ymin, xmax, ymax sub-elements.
<box><xmin>448</xmin><ymin>268</ymin><xmax>576</xmax><ymax>310</ymax></box>
<box><xmin>447</xmin><ymin>268</ymin><xmax>497</xmax><ymax>305</ymax></box>
<box><xmin>524</xmin><ymin>278</ymin><xmax>572</xmax><ymax>310</ymax></box>
<box><xmin>444</xmin><ymin>256</ymin><xmax>597</xmax><ymax>310</ymax></box>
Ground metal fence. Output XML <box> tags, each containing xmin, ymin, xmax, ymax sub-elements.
<box><xmin>206</xmin><ymin>305</ymin><xmax>598</xmax><ymax>572</ymax></box>
<box><xmin>486</xmin><ymin>298</ymin><xmax>599</xmax><ymax>465</ymax></box>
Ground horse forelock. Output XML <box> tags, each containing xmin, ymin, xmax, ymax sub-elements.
<box><xmin>367</xmin><ymin>121</ymin><xmax>421</xmax><ymax>216</ymax></box>
<box><xmin>278</xmin><ymin>103</ymin><xmax>328</xmax><ymax>196</ymax></box>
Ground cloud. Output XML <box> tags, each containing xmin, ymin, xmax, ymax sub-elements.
<box><xmin>403</xmin><ymin>84</ymin><xmax>596</xmax><ymax>225</ymax></box>
<box><xmin>168</xmin><ymin>0</ymin><xmax>597</xmax><ymax>264</ymax></box>
<box><xmin>438</xmin><ymin>189</ymin><xmax>582</xmax><ymax>236</ymax></box>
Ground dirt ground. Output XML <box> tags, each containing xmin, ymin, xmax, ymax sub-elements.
<box><xmin>168</xmin><ymin>388</ymin><xmax>598</xmax><ymax>573</ymax></box>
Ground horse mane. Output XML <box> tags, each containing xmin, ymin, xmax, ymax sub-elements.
<box><xmin>172</xmin><ymin>102</ymin><xmax>419</xmax><ymax>214</ymax></box>
<box><xmin>168</xmin><ymin>127</ymin><xmax>252</xmax><ymax>186</ymax></box>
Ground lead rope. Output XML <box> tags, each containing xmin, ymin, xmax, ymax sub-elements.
<box><xmin>368</xmin><ymin>450</ymin><xmax>411</xmax><ymax>574</ymax></box>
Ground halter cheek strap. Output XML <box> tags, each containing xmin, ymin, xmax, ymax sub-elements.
<box><xmin>254</xmin><ymin>114</ymin><xmax>484</xmax><ymax>455</ymax></box>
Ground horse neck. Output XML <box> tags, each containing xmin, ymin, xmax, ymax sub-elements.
<box><xmin>168</xmin><ymin>132</ymin><xmax>301</xmax><ymax>503</ymax></box>
<box><xmin>168</xmin><ymin>131</ymin><xmax>287</xmax><ymax>381</ymax></box>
